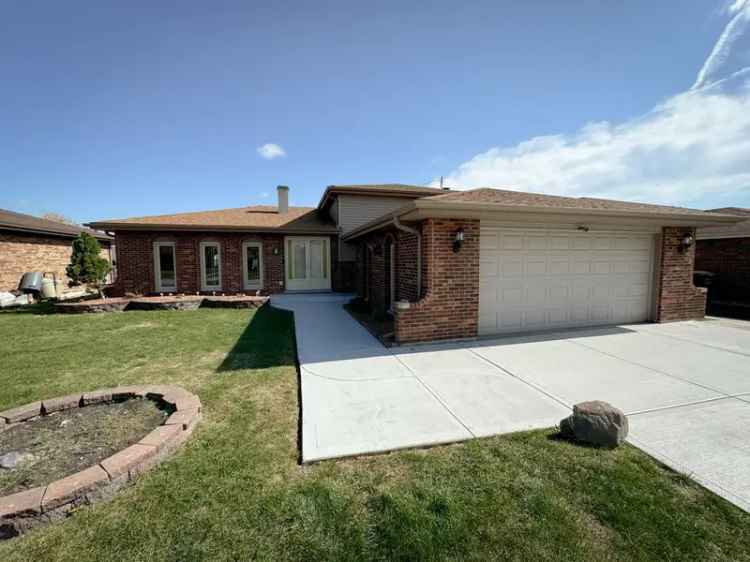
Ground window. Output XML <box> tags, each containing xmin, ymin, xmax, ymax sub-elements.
<box><xmin>200</xmin><ymin>241</ymin><xmax>222</xmax><ymax>291</ymax></box>
<box><xmin>242</xmin><ymin>242</ymin><xmax>263</xmax><ymax>290</ymax></box>
<box><xmin>153</xmin><ymin>241</ymin><xmax>177</xmax><ymax>292</ymax></box>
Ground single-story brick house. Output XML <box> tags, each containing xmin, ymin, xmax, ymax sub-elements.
<box><xmin>0</xmin><ymin>208</ymin><xmax>114</xmax><ymax>293</ymax></box>
<box><xmin>88</xmin><ymin>185</ymin><xmax>743</xmax><ymax>344</ymax></box>
<box><xmin>695</xmin><ymin>207</ymin><xmax>750</xmax><ymax>314</ymax></box>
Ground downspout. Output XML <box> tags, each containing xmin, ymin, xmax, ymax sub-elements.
<box><xmin>392</xmin><ymin>217</ymin><xmax>421</xmax><ymax>298</ymax></box>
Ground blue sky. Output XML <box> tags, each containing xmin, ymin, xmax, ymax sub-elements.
<box><xmin>1</xmin><ymin>1</ymin><xmax>749</xmax><ymax>223</ymax></box>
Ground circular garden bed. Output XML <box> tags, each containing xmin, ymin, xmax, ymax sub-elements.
<box><xmin>0</xmin><ymin>385</ymin><xmax>201</xmax><ymax>539</ymax></box>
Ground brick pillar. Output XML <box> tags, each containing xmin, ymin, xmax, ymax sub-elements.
<box><xmin>394</xmin><ymin>219</ymin><xmax>479</xmax><ymax>344</ymax></box>
<box><xmin>655</xmin><ymin>226</ymin><xmax>707</xmax><ymax>322</ymax></box>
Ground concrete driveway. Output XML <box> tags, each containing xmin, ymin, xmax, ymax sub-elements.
<box><xmin>271</xmin><ymin>294</ymin><xmax>750</xmax><ymax>513</ymax></box>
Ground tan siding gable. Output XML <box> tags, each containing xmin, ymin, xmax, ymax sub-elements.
<box><xmin>337</xmin><ymin>195</ymin><xmax>410</xmax><ymax>235</ymax></box>
<box><xmin>329</xmin><ymin>199</ymin><xmax>339</xmax><ymax>224</ymax></box>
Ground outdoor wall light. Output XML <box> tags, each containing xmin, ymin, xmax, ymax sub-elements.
<box><xmin>679</xmin><ymin>234</ymin><xmax>695</xmax><ymax>253</ymax></box>
<box><xmin>453</xmin><ymin>228</ymin><xmax>465</xmax><ymax>253</ymax></box>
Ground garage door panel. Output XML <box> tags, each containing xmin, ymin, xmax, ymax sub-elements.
<box><xmin>527</xmin><ymin>236</ymin><xmax>547</xmax><ymax>250</ymax></box>
<box><xmin>499</xmin><ymin>309</ymin><xmax>522</xmax><ymax>330</ymax></box>
<box><xmin>502</xmin><ymin>287</ymin><xmax>523</xmax><ymax>303</ymax></box>
<box><xmin>572</xmin><ymin>237</ymin><xmax>591</xmax><ymax>250</ymax></box>
<box><xmin>479</xmin><ymin>228</ymin><xmax>654</xmax><ymax>335</ymax></box>
<box><xmin>572</xmin><ymin>261</ymin><xmax>590</xmax><ymax>274</ymax></box>
<box><xmin>501</xmin><ymin>235</ymin><xmax>523</xmax><ymax>250</ymax></box>
<box><xmin>480</xmin><ymin>257</ymin><xmax>499</xmax><ymax>278</ymax></box>
<box><xmin>526</xmin><ymin>258</ymin><xmax>547</xmax><ymax>275</ymax></box>
<box><xmin>548</xmin><ymin>308</ymin><xmax>567</xmax><ymax>324</ymax></box>
<box><xmin>502</xmin><ymin>259</ymin><xmax>523</xmax><ymax>276</ymax></box>
<box><xmin>593</xmin><ymin>261</ymin><xmax>611</xmax><ymax>274</ymax></box>
<box><xmin>570</xmin><ymin>306</ymin><xmax>590</xmax><ymax>322</ymax></box>
<box><xmin>480</xmin><ymin>231</ymin><xmax>500</xmax><ymax>250</ymax></box>
<box><xmin>549</xmin><ymin>236</ymin><xmax>569</xmax><ymax>250</ymax></box>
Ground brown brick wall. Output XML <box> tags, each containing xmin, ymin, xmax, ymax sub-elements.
<box><xmin>355</xmin><ymin>221</ymin><xmax>707</xmax><ymax>344</ymax></box>
<box><xmin>111</xmin><ymin>231</ymin><xmax>340</xmax><ymax>296</ymax></box>
<box><xmin>0</xmin><ymin>232</ymin><xmax>112</xmax><ymax>293</ymax></box>
<box><xmin>394</xmin><ymin>219</ymin><xmax>480</xmax><ymax>344</ymax></box>
<box><xmin>695</xmin><ymin>237</ymin><xmax>750</xmax><ymax>300</ymax></box>
<box><xmin>331</xmin><ymin>236</ymin><xmax>356</xmax><ymax>292</ymax></box>
<box><xmin>655</xmin><ymin>226</ymin><xmax>707</xmax><ymax>322</ymax></box>
<box><xmin>355</xmin><ymin>226</ymin><xmax>424</xmax><ymax>317</ymax></box>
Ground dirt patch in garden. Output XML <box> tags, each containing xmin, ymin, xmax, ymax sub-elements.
<box><xmin>0</xmin><ymin>399</ymin><xmax>168</xmax><ymax>496</ymax></box>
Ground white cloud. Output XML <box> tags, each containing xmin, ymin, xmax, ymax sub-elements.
<box><xmin>727</xmin><ymin>0</ymin><xmax>749</xmax><ymax>15</ymax></box>
<box><xmin>435</xmin><ymin>6</ymin><xmax>750</xmax><ymax>207</ymax></box>
<box><xmin>259</xmin><ymin>191</ymin><xmax>270</xmax><ymax>199</ymax></box>
<box><xmin>257</xmin><ymin>143</ymin><xmax>286</xmax><ymax>160</ymax></box>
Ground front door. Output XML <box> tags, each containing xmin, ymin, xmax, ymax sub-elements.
<box><xmin>285</xmin><ymin>237</ymin><xmax>331</xmax><ymax>291</ymax></box>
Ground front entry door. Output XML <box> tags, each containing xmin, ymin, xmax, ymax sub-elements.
<box><xmin>285</xmin><ymin>237</ymin><xmax>331</xmax><ymax>291</ymax></box>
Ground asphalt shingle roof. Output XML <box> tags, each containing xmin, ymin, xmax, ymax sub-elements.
<box><xmin>0</xmin><ymin>208</ymin><xmax>112</xmax><ymax>241</ymax></box>
<box><xmin>88</xmin><ymin>205</ymin><xmax>336</xmax><ymax>233</ymax></box>
<box><xmin>428</xmin><ymin>188</ymin><xmax>735</xmax><ymax>218</ymax></box>
<box><xmin>696</xmin><ymin>207</ymin><xmax>750</xmax><ymax>239</ymax></box>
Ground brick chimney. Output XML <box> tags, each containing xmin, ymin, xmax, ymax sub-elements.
<box><xmin>277</xmin><ymin>185</ymin><xmax>289</xmax><ymax>214</ymax></box>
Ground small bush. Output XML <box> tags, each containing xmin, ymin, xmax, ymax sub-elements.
<box><xmin>347</xmin><ymin>297</ymin><xmax>371</xmax><ymax>314</ymax></box>
<box><xmin>66</xmin><ymin>232</ymin><xmax>111</xmax><ymax>295</ymax></box>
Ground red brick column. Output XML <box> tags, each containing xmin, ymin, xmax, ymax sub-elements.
<box><xmin>394</xmin><ymin>219</ymin><xmax>479</xmax><ymax>344</ymax></box>
<box><xmin>655</xmin><ymin>226</ymin><xmax>707</xmax><ymax>322</ymax></box>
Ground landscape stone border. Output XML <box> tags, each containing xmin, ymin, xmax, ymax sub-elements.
<box><xmin>54</xmin><ymin>295</ymin><xmax>269</xmax><ymax>313</ymax></box>
<box><xmin>0</xmin><ymin>385</ymin><xmax>201</xmax><ymax>540</ymax></box>
<box><xmin>201</xmin><ymin>295</ymin><xmax>268</xmax><ymax>309</ymax></box>
<box><xmin>55</xmin><ymin>297</ymin><xmax>131</xmax><ymax>314</ymax></box>
<box><xmin>127</xmin><ymin>295</ymin><xmax>205</xmax><ymax>311</ymax></box>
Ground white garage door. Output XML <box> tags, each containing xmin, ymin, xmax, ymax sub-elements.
<box><xmin>479</xmin><ymin>227</ymin><xmax>655</xmax><ymax>336</ymax></box>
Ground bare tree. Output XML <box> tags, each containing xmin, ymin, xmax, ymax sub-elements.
<box><xmin>41</xmin><ymin>212</ymin><xmax>78</xmax><ymax>226</ymax></box>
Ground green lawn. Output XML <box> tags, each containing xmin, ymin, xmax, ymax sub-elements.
<box><xmin>1</xmin><ymin>305</ymin><xmax>749</xmax><ymax>561</ymax></box>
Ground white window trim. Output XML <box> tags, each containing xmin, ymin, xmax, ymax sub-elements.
<box><xmin>199</xmin><ymin>241</ymin><xmax>222</xmax><ymax>292</ymax></box>
<box><xmin>153</xmin><ymin>241</ymin><xmax>177</xmax><ymax>292</ymax></box>
<box><xmin>241</xmin><ymin>241</ymin><xmax>264</xmax><ymax>291</ymax></box>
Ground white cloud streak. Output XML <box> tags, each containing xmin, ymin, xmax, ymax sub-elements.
<box><xmin>435</xmin><ymin>6</ymin><xmax>750</xmax><ymax>207</ymax></box>
<box><xmin>728</xmin><ymin>0</ymin><xmax>748</xmax><ymax>15</ymax></box>
<box><xmin>693</xmin><ymin>2</ymin><xmax>750</xmax><ymax>89</ymax></box>
<box><xmin>257</xmin><ymin>143</ymin><xmax>286</xmax><ymax>160</ymax></box>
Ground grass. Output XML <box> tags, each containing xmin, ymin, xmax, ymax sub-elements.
<box><xmin>1</xmin><ymin>305</ymin><xmax>749</xmax><ymax>561</ymax></box>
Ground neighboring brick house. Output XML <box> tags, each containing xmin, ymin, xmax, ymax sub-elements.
<box><xmin>0</xmin><ymin>208</ymin><xmax>113</xmax><ymax>293</ymax></box>
<box><xmin>88</xmin><ymin>184</ymin><xmax>743</xmax><ymax>344</ymax></box>
<box><xmin>695</xmin><ymin>207</ymin><xmax>750</xmax><ymax>311</ymax></box>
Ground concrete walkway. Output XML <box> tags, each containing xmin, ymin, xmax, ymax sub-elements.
<box><xmin>271</xmin><ymin>294</ymin><xmax>750</xmax><ymax>513</ymax></box>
